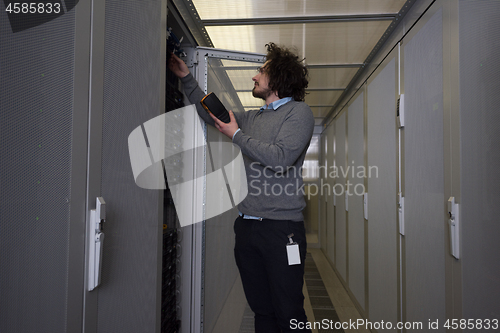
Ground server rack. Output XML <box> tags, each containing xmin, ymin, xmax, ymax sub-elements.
<box><xmin>160</xmin><ymin>26</ymin><xmax>185</xmax><ymax>333</ymax></box>
<box><xmin>161</xmin><ymin>226</ymin><xmax>179</xmax><ymax>332</ymax></box>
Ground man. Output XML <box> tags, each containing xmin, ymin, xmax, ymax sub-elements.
<box><xmin>169</xmin><ymin>43</ymin><xmax>314</xmax><ymax>333</ymax></box>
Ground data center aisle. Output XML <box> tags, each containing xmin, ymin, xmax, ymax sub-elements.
<box><xmin>236</xmin><ymin>249</ymin><xmax>369</xmax><ymax>333</ymax></box>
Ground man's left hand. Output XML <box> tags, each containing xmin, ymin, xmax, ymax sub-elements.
<box><xmin>209</xmin><ymin>110</ymin><xmax>239</xmax><ymax>139</ymax></box>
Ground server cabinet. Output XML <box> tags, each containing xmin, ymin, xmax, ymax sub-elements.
<box><xmin>459</xmin><ymin>0</ymin><xmax>500</xmax><ymax>325</ymax></box>
<box><xmin>2</xmin><ymin>0</ymin><xmax>168</xmax><ymax>331</ymax></box>
<box><xmin>403</xmin><ymin>9</ymin><xmax>446</xmax><ymax>331</ymax></box>
<box><xmin>319</xmin><ymin>130</ymin><xmax>330</xmax><ymax>254</ymax></box>
<box><xmin>1</xmin><ymin>1</ymin><xmax>94</xmax><ymax>332</ymax></box>
<box><xmin>324</xmin><ymin>123</ymin><xmax>336</xmax><ymax>263</ymax></box>
<box><xmin>83</xmin><ymin>0</ymin><xmax>167</xmax><ymax>332</ymax></box>
<box><xmin>346</xmin><ymin>90</ymin><xmax>365</xmax><ymax>311</ymax></box>
<box><xmin>366</xmin><ymin>55</ymin><xmax>398</xmax><ymax>327</ymax></box>
<box><xmin>334</xmin><ymin>113</ymin><xmax>347</xmax><ymax>282</ymax></box>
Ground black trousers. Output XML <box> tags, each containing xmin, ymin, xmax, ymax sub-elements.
<box><xmin>234</xmin><ymin>216</ymin><xmax>311</xmax><ymax>333</ymax></box>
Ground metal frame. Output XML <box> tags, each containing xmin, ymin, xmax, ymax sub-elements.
<box><xmin>156</xmin><ymin>1</ymin><xmax>168</xmax><ymax>331</ymax></box>
<box><xmin>307</xmin><ymin>88</ymin><xmax>346</xmax><ymax>92</ymax></box>
<box><xmin>190</xmin><ymin>47</ymin><xmax>265</xmax><ymax>333</ymax></box>
<box><xmin>308</xmin><ymin>64</ymin><xmax>364</xmax><ymax>69</ymax></box>
<box><xmin>196</xmin><ymin>46</ymin><xmax>266</xmax><ymax>62</ymax></box>
<box><xmin>362</xmin><ymin>80</ymin><xmax>369</xmax><ymax>317</ymax></box>
<box><xmin>396</xmin><ymin>42</ymin><xmax>405</xmax><ymax>331</ymax></box>
<box><xmin>202</xmin><ymin>14</ymin><xmax>396</xmax><ymax>26</ymax></box>
<box><xmin>442</xmin><ymin>0</ymin><xmax>463</xmax><ymax>325</ymax></box>
<box><xmin>241</xmin><ymin>104</ymin><xmax>335</xmax><ymax>108</ymax></box>
<box><xmin>175</xmin><ymin>48</ymin><xmax>206</xmax><ymax>333</ymax></box>
<box><xmin>241</xmin><ymin>89</ymin><xmax>344</xmax><ymax>93</ymax></box>
<box><xmin>222</xmin><ymin>64</ymin><xmax>362</xmax><ymax>71</ymax></box>
<box><xmin>82</xmin><ymin>0</ymin><xmax>106</xmax><ymax>331</ymax></box>
<box><xmin>68</xmin><ymin>0</ymin><xmax>93</xmax><ymax>331</ymax></box>
<box><xmin>332</xmin><ymin>121</ymin><xmax>337</xmax><ymax>266</ymax></box>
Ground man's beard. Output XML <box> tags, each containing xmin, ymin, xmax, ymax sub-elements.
<box><xmin>252</xmin><ymin>86</ymin><xmax>273</xmax><ymax>100</ymax></box>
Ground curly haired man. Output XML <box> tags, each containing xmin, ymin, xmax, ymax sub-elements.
<box><xmin>169</xmin><ymin>43</ymin><xmax>314</xmax><ymax>333</ymax></box>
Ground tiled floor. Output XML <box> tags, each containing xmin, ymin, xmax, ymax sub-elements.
<box><xmin>304</xmin><ymin>252</ymin><xmax>344</xmax><ymax>333</ymax></box>
<box><xmin>307</xmin><ymin>249</ymin><xmax>371</xmax><ymax>333</ymax></box>
<box><xmin>236</xmin><ymin>248</ymin><xmax>370</xmax><ymax>333</ymax></box>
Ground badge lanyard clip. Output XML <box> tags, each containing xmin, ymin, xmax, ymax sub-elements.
<box><xmin>286</xmin><ymin>233</ymin><xmax>301</xmax><ymax>265</ymax></box>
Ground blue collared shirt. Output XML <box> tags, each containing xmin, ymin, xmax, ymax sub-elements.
<box><xmin>259</xmin><ymin>96</ymin><xmax>294</xmax><ymax>113</ymax></box>
<box><xmin>232</xmin><ymin>97</ymin><xmax>294</xmax><ymax>140</ymax></box>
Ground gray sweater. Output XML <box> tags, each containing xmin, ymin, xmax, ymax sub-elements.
<box><xmin>181</xmin><ymin>73</ymin><xmax>314</xmax><ymax>221</ymax></box>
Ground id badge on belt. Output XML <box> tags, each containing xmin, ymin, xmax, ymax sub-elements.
<box><xmin>286</xmin><ymin>233</ymin><xmax>301</xmax><ymax>265</ymax></box>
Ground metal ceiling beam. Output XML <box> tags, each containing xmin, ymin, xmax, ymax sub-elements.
<box><xmin>235</xmin><ymin>88</ymin><xmax>345</xmax><ymax>93</ymax></box>
<box><xmin>171</xmin><ymin>0</ymin><xmax>213</xmax><ymax>47</ymax></box>
<box><xmin>211</xmin><ymin>64</ymin><xmax>363</xmax><ymax>71</ymax></box>
<box><xmin>241</xmin><ymin>105</ymin><xmax>335</xmax><ymax>108</ymax></box>
<box><xmin>202</xmin><ymin>14</ymin><xmax>397</xmax><ymax>26</ymax></box>
<box><xmin>307</xmin><ymin>88</ymin><xmax>346</xmax><ymax>92</ymax></box>
<box><xmin>307</xmin><ymin>64</ymin><xmax>364</xmax><ymax>69</ymax></box>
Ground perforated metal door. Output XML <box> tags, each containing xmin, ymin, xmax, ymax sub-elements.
<box><xmin>0</xmin><ymin>3</ymin><xmax>87</xmax><ymax>333</ymax></box>
<box><xmin>366</xmin><ymin>56</ymin><xmax>398</xmax><ymax>325</ymax></box>
<box><xmin>89</xmin><ymin>1</ymin><xmax>166</xmax><ymax>333</ymax></box>
<box><xmin>459</xmin><ymin>0</ymin><xmax>500</xmax><ymax>323</ymax></box>
<box><xmin>403</xmin><ymin>9</ymin><xmax>446</xmax><ymax>330</ymax></box>
<box><xmin>347</xmin><ymin>91</ymin><xmax>365</xmax><ymax>310</ymax></box>
<box><xmin>335</xmin><ymin>113</ymin><xmax>347</xmax><ymax>281</ymax></box>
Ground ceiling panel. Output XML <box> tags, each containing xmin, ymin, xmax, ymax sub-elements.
<box><xmin>305</xmin><ymin>91</ymin><xmax>341</xmax><ymax>106</ymax></box>
<box><xmin>206</xmin><ymin>21</ymin><xmax>392</xmax><ymax>63</ymax></box>
<box><xmin>192</xmin><ymin>0</ymin><xmax>405</xmax><ymax>19</ymax></box>
<box><xmin>310</xmin><ymin>106</ymin><xmax>337</xmax><ymax>118</ymax></box>
<box><xmin>303</xmin><ymin>21</ymin><xmax>391</xmax><ymax>63</ymax></box>
<box><xmin>307</xmin><ymin>67</ymin><xmax>358</xmax><ymax>89</ymax></box>
<box><xmin>225</xmin><ymin>69</ymin><xmax>258</xmax><ymax>91</ymax></box>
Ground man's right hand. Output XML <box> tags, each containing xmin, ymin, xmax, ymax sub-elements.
<box><xmin>168</xmin><ymin>53</ymin><xmax>190</xmax><ymax>78</ymax></box>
